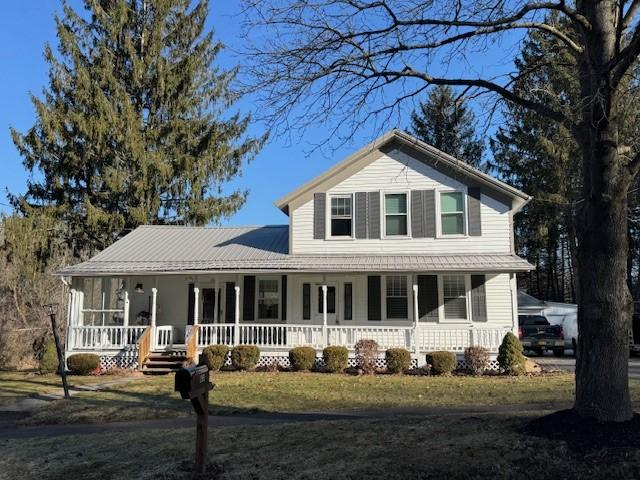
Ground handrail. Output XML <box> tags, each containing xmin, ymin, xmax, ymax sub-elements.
<box><xmin>186</xmin><ymin>324</ymin><xmax>200</xmax><ymax>365</ymax></box>
<box><xmin>137</xmin><ymin>326</ymin><xmax>152</xmax><ymax>371</ymax></box>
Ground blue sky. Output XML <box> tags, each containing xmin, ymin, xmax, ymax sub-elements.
<box><xmin>0</xmin><ymin>1</ymin><xmax>518</xmax><ymax>226</ymax></box>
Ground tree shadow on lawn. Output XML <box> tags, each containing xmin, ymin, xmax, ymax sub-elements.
<box><xmin>525</xmin><ymin>408</ymin><xmax>640</xmax><ymax>450</ymax></box>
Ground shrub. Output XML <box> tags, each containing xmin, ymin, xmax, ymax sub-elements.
<box><xmin>464</xmin><ymin>346</ymin><xmax>490</xmax><ymax>376</ymax></box>
<box><xmin>323</xmin><ymin>346</ymin><xmax>349</xmax><ymax>373</ymax></box>
<box><xmin>230</xmin><ymin>345</ymin><xmax>260</xmax><ymax>370</ymax></box>
<box><xmin>200</xmin><ymin>345</ymin><xmax>229</xmax><ymax>371</ymax></box>
<box><xmin>67</xmin><ymin>353</ymin><xmax>101</xmax><ymax>375</ymax></box>
<box><xmin>497</xmin><ymin>332</ymin><xmax>526</xmax><ymax>376</ymax></box>
<box><xmin>385</xmin><ymin>348</ymin><xmax>411</xmax><ymax>374</ymax></box>
<box><xmin>355</xmin><ymin>339</ymin><xmax>379</xmax><ymax>374</ymax></box>
<box><xmin>39</xmin><ymin>339</ymin><xmax>59</xmax><ymax>374</ymax></box>
<box><xmin>289</xmin><ymin>346</ymin><xmax>316</xmax><ymax>371</ymax></box>
<box><xmin>426</xmin><ymin>351</ymin><xmax>457</xmax><ymax>375</ymax></box>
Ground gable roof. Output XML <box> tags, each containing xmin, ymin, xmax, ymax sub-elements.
<box><xmin>275</xmin><ymin>129</ymin><xmax>531</xmax><ymax>215</ymax></box>
<box><xmin>57</xmin><ymin>224</ymin><xmax>532</xmax><ymax>276</ymax></box>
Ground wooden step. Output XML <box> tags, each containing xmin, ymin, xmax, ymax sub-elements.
<box><xmin>142</xmin><ymin>350</ymin><xmax>191</xmax><ymax>375</ymax></box>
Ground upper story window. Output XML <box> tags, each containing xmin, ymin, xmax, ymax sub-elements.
<box><xmin>257</xmin><ymin>278</ymin><xmax>279</xmax><ymax>320</ymax></box>
<box><xmin>440</xmin><ymin>191</ymin><xmax>465</xmax><ymax>235</ymax></box>
<box><xmin>330</xmin><ymin>195</ymin><xmax>352</xmax><ymax>237</ymax></box>
<box><xmin>384</xmin><ymin>193</ymin><xmax>408</xmax><ymax>236</ymax></box>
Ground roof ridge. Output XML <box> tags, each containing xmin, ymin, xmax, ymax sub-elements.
<box><xmin>136</xmin><ymin>224</ymin><xmax>288</xmax><ymax>230</ymax></box>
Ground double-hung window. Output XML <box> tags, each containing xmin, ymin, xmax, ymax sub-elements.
<box><xmin>386</xmin><ymin>275</ymin><xmax>408</xmax><ymax>319</ymax></box>
<box><xmin>330</xmin><ymin>195</ymin><xmax>352</xmax><ymax>237</ymax></box>
<box><xmin>440</xmin><ymin>191</ymin><xmax>465</xmax><ymax>235</ymax></box>
<box><xmin>443</xmin><ymin>275</ymin><xmax>467</xmax><ymax>320</ymax></box>
<box><xmin>384</xmin><ymin>193</ymin><xmax>408</xmax><ymax>236</ymax></box>
<box><xmin>257</xmin><ymin>278</ymin><xmax>279</xmax><ymax>320</ymax></box>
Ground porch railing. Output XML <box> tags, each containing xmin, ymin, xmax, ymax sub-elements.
<box><xmin>67</xmin><ymin>324</ymin><xmax>512</xmax><ymax>354</ymax></box>
<box><xmin>68</xmin><ymin>325</ymin><xmax>147</xmax><ymax>350</ymax></box>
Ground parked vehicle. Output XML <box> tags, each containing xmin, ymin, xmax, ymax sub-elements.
<box><xmin>518</xmin><ymin>315</ymin><xmax>565</xmax><ymax>357</ymax></box>
<box><xmin>561</xmin><ymin>312</ymin><xmax>578</xmax><ymax>353</ymax></box>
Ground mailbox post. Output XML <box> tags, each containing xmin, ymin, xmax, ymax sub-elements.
<box><xmin>175</xmin><ymin>365</ymin><xmax>214</xmax><ymax>474</ymax></box>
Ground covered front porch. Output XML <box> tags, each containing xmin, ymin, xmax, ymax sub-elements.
<box><xmin>64</xmin><ymin>271</ymin><xmax>517</xmax><ymax>370</ymax></box>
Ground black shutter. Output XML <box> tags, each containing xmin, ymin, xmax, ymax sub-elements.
<box><xmin>313</xmin><ymin>193</ymin><xmax>326</xmax><ymax>239</ymax></box>
<box><xmin>367</xmin><ymin>192</ymin><xmax>381</xmax><ymax>239</ymax></box>
<box><xmin>471</xmin><ymin>274</ymin><xmax>488</xmax><ymax>322</ymax></box>
<box><xmin>281</xmin><ymin>275</ymin><xmax>287</xmax><ymax>320</ymax></box>
<box><xmin>355</xmin><ymin>192</ymin><xmax>368</xmax><ymax>239</ymax></box>
<box><xmin>187</xmin><ymin>283</ymin><xmax>195</xmax><ymax>325</ymax></box>
<box><xmin>411</xmin><ymin>190</ymin><xmax>424</xmax><ymax>238</ymax></box>
<box><xmin>302</xmin><ymin>283</ymin><xmax>311</xmax><ymax>320</ymax></box>
<box><xmin>243</xmin><ymin>276</ymin><xmax>255</xmax><ymax>321</ymax></box>
<box><xmin>468</xmin><ymin>187</ymin><xmax>482</xmax><ymax>236</ymax></box>
<box><xmin>367</xmin><ymin>275</ymin><xmax>382</xmax><ymax>321</ymax></box>
<box><xmin>417</xmin><ymin>275</ymin><xmax>439</xmax><ymax>322</ymax></box>
<box><xmin>424</xmin><ymin>190</ymin><xmax>436</xmax><ymax>238</ymax></box>
<box><xmin>225</xmin><ymin>282</ymin><xmax>236</xmax><ymax>323</ymax></box>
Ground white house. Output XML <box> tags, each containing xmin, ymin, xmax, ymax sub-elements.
<box><xmin>58</xmin><ymin>129</ymin><xmax>533</xmax><ymax>372</ymax></box>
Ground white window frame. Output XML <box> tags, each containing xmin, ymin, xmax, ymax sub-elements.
<box><xmin>255</xmin><ymin>275</ymin><xmax>281</xmax><ymax>322</ymax></box>
<box><xmin>437</xmin><ymin>189</ymin><xmax>468</xmax><ymax>238</ymax></box>
<box><xmin>382</xmin><ymin>274</ymin><xmax>412</xmax><ymax>321</ymax></box>
<box><xmin>326</xmin><ymin>193</ymin><xmax>355</xmax><ymax>240</ymax></box>
<box><xmin>438</xmin><ymin>274</ymin><xmax>471</xmax><ymax>323</ymax></box>
<box><xmin>382</xmin><ymin>191</ymin><xmax>411</xmax><ymax>239</ymax></box>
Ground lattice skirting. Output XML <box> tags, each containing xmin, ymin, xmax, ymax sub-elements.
<box><xmin>98</xmin><ymin>352</ymin><xmax>138</xmax><ymax>370</ymax></box>
<box><xmin>246</xmin><ymin>353</ymin><xmax>499</xmax><ymax>371</ymax></box>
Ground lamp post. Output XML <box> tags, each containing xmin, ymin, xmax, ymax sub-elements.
<box><xmin>44</xmin><ymin>303</ymin><xmax>70</xmax><ymax>400</ymax></box>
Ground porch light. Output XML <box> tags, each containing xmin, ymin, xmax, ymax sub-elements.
<box><xmin>135</xmin><ymin>283</ymin><xmax>144</xmax><ymax>294</ymax></box>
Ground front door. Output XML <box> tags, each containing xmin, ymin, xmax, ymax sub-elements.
<box><xmin>315</xmin><ymin>283</ymin><xmax>338</xmax><ymax>324</ymax></box>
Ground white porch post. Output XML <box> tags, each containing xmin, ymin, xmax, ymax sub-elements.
<box><xmin>193</xmin><ymin>287</ymin><xmax>200</xmax><ymax>325</ymax></box>
<box><xmin>67</xmin><ymin>288</ymin><xmax>76</xmax><ymax>353</ymax></box>
<box><xmin>234</xmin><ymin>286</ymin><xmax>240</xmax><ymax>344</ymax></box>
<box><xmin>151</xmin><ymin>287</ymin><xmax>158</xmax><ymax>348</ymax></box>
<box><xmin>412</xmin><ymin>284</ymin><xmax>420</xmax><ymax>355</ymax></box>
<box><xmin>123</xmin><ymin>290</ymin><xmax>130</xmax><ymax>327</ymax></box>
<box><xmin>322</xmin><ymin>285</ymin><xmax>328</xmax><ymax>346</ymax></box>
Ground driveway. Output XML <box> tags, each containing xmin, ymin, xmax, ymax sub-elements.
<box><xmin>536</xmin><ymin>354</ymin><xmax>640</xmax><ymax>380</ymax></box>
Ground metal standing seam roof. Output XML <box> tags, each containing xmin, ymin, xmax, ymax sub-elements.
<box><xmin>57</xmin><ymin>225</ymin><xmax>533</xmax><ymax>276</ymax></box>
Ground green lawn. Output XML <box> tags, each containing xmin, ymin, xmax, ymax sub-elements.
<box><xmin>2</xmin><ymin>412</ymin><xmax>639</xmax><ymax>480</ymax></box>
<box><xmin>4</xmin><ymin>370</ymin><xmax>633</xmax><ymax>425</ymax></box>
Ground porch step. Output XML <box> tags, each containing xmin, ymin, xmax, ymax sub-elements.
<box><xmin>141</xmin><ymin>351</ymin><xmax>190</xmax><ymax>375</ymax></box>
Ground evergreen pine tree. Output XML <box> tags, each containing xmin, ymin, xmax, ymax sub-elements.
<box><xmin>11</xmin><ymin>0</ymin><xmax>264</xmax><ymax>255</ymax></box>
<box><xmin>410</xmin><ymin>85</ymin><xmax>484</xmax><ymax>168</ymax></box>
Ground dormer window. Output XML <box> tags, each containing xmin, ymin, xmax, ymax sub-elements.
<box><xmin>330</xmin><ymin>195</ymin><xmax>352</xmax><ymax>237</ymax></box>
<box><xmin>440</xmin><ymin>191</ymin><xmax>465</xmax><ymax>235</ymax></box>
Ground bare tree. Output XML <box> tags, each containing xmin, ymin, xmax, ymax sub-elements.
<box><xmin>242</xmin><ymin>0</ymin><xmax>640</xmax><ymax>422</ymax></box>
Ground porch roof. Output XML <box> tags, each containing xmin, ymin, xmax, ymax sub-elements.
<box><xmin>57</xmin><ymin>225</ymin><xmax>532</xmax><ymax>275</ymax></box>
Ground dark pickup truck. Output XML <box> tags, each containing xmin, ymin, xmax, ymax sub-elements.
<box><xmin>518</xmin><ymin>315</ymin><xmax>565</xmax><ymax>357</ymax></box>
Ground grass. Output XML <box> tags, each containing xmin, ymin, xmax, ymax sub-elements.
<box><xmin>2</xmin><ymin>412</ymin><xmax>640</xmax><ymax>480</ymax></box>
<box><xmin>3</xmin><ymin>370</ymin><xmax>640</xmax><ymax>425</ymax></box>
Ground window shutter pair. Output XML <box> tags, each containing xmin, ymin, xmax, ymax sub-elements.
<box><xmin>315</xmin><ymin>187</ymin><xmax>481</xmax><ymax>239</ymax></box>
<box><xmin>314</xmin><ymin>192</ymin><xmax>380</xmax><ymax>239</ymax></box>
<box><xmin>242</xmin><ymin>275</ymin><xmax>287</xmax><ymax>321</ymax></box>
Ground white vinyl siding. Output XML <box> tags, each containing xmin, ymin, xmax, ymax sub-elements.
<box><xmin>290</xmin><ymin>150</ymin><xmax>511</xmax><ymax>255</ymax></box>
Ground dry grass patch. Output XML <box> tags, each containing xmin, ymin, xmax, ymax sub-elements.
<box><xmin>3</xmin><ymin>412</ymin><xmax>640</xmax><ymax>479</ymax></box>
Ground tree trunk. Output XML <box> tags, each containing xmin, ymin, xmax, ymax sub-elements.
<box><xmin>573</xmin><ymin>0</ymin><xmax>634</xmax><ymax>423</ymax></box>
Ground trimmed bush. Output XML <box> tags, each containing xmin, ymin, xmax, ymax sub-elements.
<box><xmin>230</xmin><ymin>345</ymin><xmax>260</xmax><ymax>370</ymax></box>
<box><xmin>39</xmin><ymin>339</ymin><xmax>59</xmax><ymax>374</ymax></box>
<box><xmin>426</xmin><ymin>351</ymin><xmax>457</xmax><ymax>375</ymax></box>
<box><xmin>497</xmin><ymin>332</ymin><xmax>526</xmax><ymax>376</ymax></box>
<box><xmin>355</xmin><ymin>339</ymin><xmax>379</xmax><ymax>374</ymax></box>
<box><xmin>323</xmin><ymin>346</ymin><xmax>349</xmax><ymax>373</ymax></box>
<box><xmin>67</xmin><ymin>353</ymin><xmax>101</xmax><ymax>375</ymax></box>
<box><xmin>464</xmin><ymin>346</ymin><xmax>490</xmax><ymax>376</ymax></box>
<box><xmin>385</xmin><ymin>348</ymin><xmax>411</xmax><ymax>374</ymax></box>
<box><xmin>200</xmin><ymin>345</ymin><xmax>229</xmax><ymax>371</ymax></box>
<box><xmin>289</xmin><ymin>346</ymin><xmax>317</xmax><ymax>371</ymax></box>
